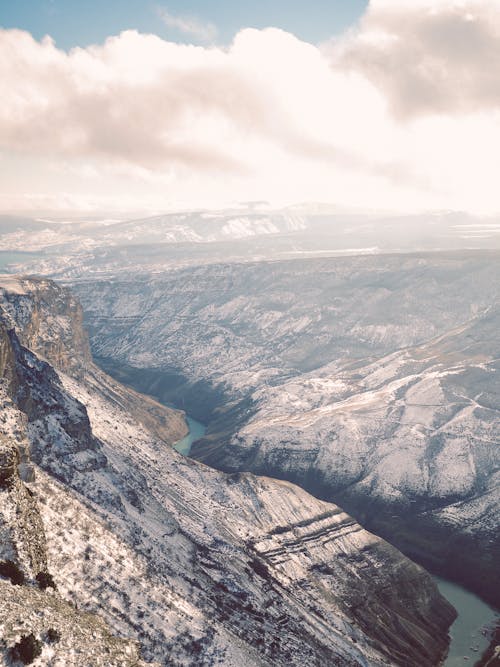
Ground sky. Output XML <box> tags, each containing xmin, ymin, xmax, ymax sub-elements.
<box><xmin>0</xmin><ymin>1</ymin><xmax>368</xmax><ymax>50</ymax></box>
<box><xmin>1</xmin><ymin>0</ymin><xmax>500</xmax><ymax>216</ymax></box>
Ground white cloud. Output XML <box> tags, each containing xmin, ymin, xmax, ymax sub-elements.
<box><xmin>331</xmin><ymin>0</ymin><xmax>500</xmax><ymax>117</ymax></box>
<box><xmin>0</xmin><ymin>28</ymin><xmax>383</xmax><ymax>175</ymax></box>
<box><xmin>157</xmin><ymin>7</ymin><xmax>217</xmax><ymax>43</ymax></box>
<box><xmin>1</xmin><ymin>0</ymin><xmax>500</xmax><ymax>214</ymax></box>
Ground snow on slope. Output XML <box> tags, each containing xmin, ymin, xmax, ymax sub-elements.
<box><xmin>0</xmin><ymin>276</ymin><xmax>456</xmax><ymax>666</ymax></box>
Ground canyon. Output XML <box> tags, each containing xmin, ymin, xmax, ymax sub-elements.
<box><xmin>0</xmin><ymin>275</ymin><xmax>458</xmax><ymax>665</ymax></box>
<box><xmin>71</xmin><ymin>251</ymin><xmax>500</xmax><ymax>610</ymax></box>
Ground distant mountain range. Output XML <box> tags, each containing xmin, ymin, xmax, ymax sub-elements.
<box><xmin>1</xmin><ymin>207</ymin><xmax>500</xmax><ymax>278</ymax></box>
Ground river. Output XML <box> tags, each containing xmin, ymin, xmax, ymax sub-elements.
<box><xmin>435</xmin><ymin>576</ymin><xmax>499</xmax><ymax>666</ymax></box>
<box><xmin>172</xmin><ymin>414</ymin><xmax>207</xmax><ymax>455</ymax></box>
<box><xmin>172</xmin><ymin>413</ymin><xmax>499</xmax><ymax>666</ymax></box>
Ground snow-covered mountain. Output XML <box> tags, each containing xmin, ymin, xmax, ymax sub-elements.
<box><xmin>0</xmin><ymin>210</ymin><xmax>306</xmax><ymax>253</ymax></box>
<box><xmin>73</xmin><ymin>251</ymin><xmax>500</xmax><ymax>608</ymax></box>
<box><xmin>2</xmin><ymin>208</ymin><xmax>500</xmax><ymax>279</ymax></box>
<box><xmin>0</xmin><ymin>275</ymin><xmax>456</xmax><ymax>665</ymax></box>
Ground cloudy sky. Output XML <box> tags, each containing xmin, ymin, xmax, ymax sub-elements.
<box><xmin>1</xmin><ymin>0</ymin><xmax>500</xmax><ymax>215</ymax></box>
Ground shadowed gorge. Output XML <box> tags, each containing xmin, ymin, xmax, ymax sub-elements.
<box><xmin>73</xmin><ymin>251</ymin><xmax>500</xmax><ymax>611</ymax></box>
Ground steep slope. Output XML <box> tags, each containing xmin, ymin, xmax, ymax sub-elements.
<box><xmin>72</xmin><ymin>252</ymin><xmax>500</xmax><ymax>606</ymax></box>
<box><xmin>0</xmin><ymin>275</ymin><xmax>455</xmax><ymax>666</ymax></box>
<box><xmin>0</xmin><ymin>317</ymin><xmax>152</xmax><ymax>666</ymax></box>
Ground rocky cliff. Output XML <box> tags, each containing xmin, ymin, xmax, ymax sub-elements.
<box><xmin>0</xmin><ymin>275</ymin><xmax>456</xmax><ymax>666</ymax></box>
<box><xmin>0</xmin><ymin>313</ymin><xmax>151</xmax><ymax>666</ymax></box>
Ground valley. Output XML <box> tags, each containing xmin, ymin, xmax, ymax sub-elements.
<box><xmin>99</xmin><ymin>367</ymin><xmax>500</xmax><ymax>667</ymax></box>
<box><xmin>72</xmin><ymin>251</ymin><xmax>500</xmax><ymax>612</ymax></box>
<box><xmin>176</xmin><ymin>408</ymin><xmax>500</xmax><ymax>667</ymax></box>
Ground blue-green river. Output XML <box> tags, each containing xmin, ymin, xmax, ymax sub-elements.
<box><xmin>435</xmin><ymin>577</ymin><xmax>499</xmax><ymax>666</ymax></box>
<box><xmin>172</xmin><ymin>414</ymin><xmax>206</xmax><ymax>456</ymax></box>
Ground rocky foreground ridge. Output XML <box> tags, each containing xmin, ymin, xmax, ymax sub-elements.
<box><xmin>0</xmin><ymin>309</ymin><xmax>151</xmax><ymax>666</ymax></box>
<box><xmin>0</xmin><ymin>275</ymin><xmax>456</xmax><ymax>666</ymax></box>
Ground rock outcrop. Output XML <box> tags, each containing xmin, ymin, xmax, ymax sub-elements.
<box><xmin>1</xmin><ymin>580</ymin><xmax>152</xmax><ymax>667</ymax></box>
<box><xmin>0</xmin><ymin>275</ymin><xmax>92</xmax><ymax>379</ymax></box>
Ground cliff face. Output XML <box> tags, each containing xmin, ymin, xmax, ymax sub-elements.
<box><xmin>0</xmin><ymin>318</ymin><xmax>48</xmax><ymax>581</ymax></box>
<box><xmin>0</xmin><ymin>316</ymin><xmax>151</xmax><ymax>666</ymax></box>
<box><xmin>0</xmin><ymin>276</ymin><xmax>92</xmax><ymax>378</ymax></box>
